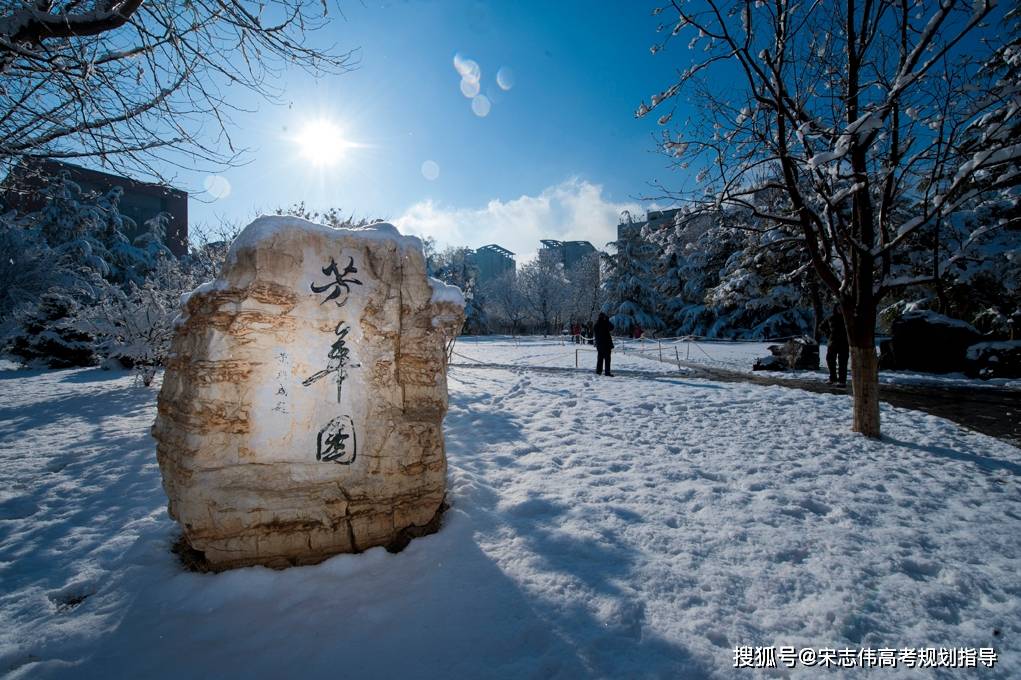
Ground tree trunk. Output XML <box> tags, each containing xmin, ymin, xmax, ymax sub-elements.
<box><xmin>848</xmin><ymin>321</ymin><xmax>881</xmax><ymax>438</ymax></box>
<box><xmin>932</xmin><ymin>217</ymin><xmax>949</xmax><ymax>313</ymax></box>
<box><xmin>807</xmin><ymin>275</ymin><xmax>824</xmax><ymax>342</ymax></box>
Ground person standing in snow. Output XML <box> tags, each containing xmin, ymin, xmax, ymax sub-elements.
<box><xmin>593</xmin><ymin>312</ymin><xmax>615</xmax><ymax>376</ymax></box>
<box><xmin>824</xmin><ymin>304</ymin><xmax>849</xmax><ymax>386</ymax></box>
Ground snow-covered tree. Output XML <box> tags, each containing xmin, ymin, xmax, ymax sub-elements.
<box><xmin>564</xmin><ymin>252</ymin><xmax>603</xmax><ymax>327</ymax></box>
<box><xmin>0</xmin><ymin>210</ymin><xmax>63</xmax><ymax>322</ymax></box>
<box><xmin>1</xmin><ymin>174</ymin><xmax>180</xmax><ymax>374</ymax></box>
<box><xmin>21</xmin><ymin>174</ymin><xmax>171</xmax><ymax>285</ymax></box>
<box><xmin>644</xmin><ymin>210</ymin><xmax>722</xmax><ymax>336</ymax></box>
<box><xmin>602</xmin><ymin>226</ymin><xmax>664</xmax><ymax>335</ymax></box>
<box><xmin>482</xmin><ymin>271</ymin><xmax>528</xmax><ymax>335</ymax></box>
<box><xmin>875</xmin><ymin>190</ymin><xmax>1020</xmax><ymax>333</ymax></box>
<box><xmin>638</xmin><ymin>0</ymin><xmax>1019</xmax><ymax>437</ymax></box>
<box><xmin>7</xmin><ymin>291</ymin><xmax>97</xmax><ymax>368</ymax></box>
<box><xmin>518</xmin><ymin>252</ymin><xmax>568</xmax><ymax>336</ymax></box>
<box><xmin>704</xmin><ymin>222</ymin><xmax>817</xmax><ymax>339</ymax></box>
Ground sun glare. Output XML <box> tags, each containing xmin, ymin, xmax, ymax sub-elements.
<box><xmin>295</xmin><ymin>119</ymin><xmax>351</xmax><ymax>167</ymax></box>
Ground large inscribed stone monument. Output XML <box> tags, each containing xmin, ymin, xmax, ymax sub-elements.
<box><xmin>152</xmin><ymin>217</ymin><xmax>465</xmax><ymax>569</ymax></box>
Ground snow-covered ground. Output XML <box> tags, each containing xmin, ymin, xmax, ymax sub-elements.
<box><xmin>1</xmin><ymin>344</ymin><xmax>1019</xmax><ymax>678</ymax></box>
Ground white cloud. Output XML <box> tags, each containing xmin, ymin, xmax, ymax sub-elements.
<box><xmin>395</xmin><ymin>178</ymin><xmax>645</xmax><ymax>262</ymax></box>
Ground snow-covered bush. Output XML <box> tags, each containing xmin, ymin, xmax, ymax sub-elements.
<box><xmin>1</xmin><ymin>175</ymin><xmax>180</xmax><ymax>377</ymax></box>
<box><xmin>183</xmin><ymin>219</ymin><xmax>243</xmax><ymax>284</ymax></box>
<box><xmin>83</xmin><ymin>259</ymin><xmax>194</xmax><ymax>386</ymax></box>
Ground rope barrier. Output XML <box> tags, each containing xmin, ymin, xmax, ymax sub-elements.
<box><xmin>450</xmin><ymin>350</ymin><xmax>489</xmax><ymax>365</ymax></box>
<box><xmin>616</xmin><ymin>333</ymin><xmax>810</xmax><ymax>344</ymax></box>
<box><xmin>453</xmin><ymin>334</ymin><xmax>804</xmax><ymax>373</ymax></box>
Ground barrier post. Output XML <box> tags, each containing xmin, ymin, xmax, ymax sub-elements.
<box><xmin>675</xmin><ymin>346</ymin><xmax>680</xmax><ymax>370</ymax></box>
<box><xmin>659</xmin><ymin>341</ymin><xmax>663</xmax><ymax>362</ymax></box>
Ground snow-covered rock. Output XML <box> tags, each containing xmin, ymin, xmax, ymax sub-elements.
<box><xmin>966</xmin><ymin>340</ymin><xmax>1021</xmax><ymax>379</ymax></box>
<box><xmin>753</xmin><ymin>337</ymin><xmax>820</xmax><ymax>371</ymax></box>
<box><xmin>152</xmin><ymin>216</ymin><xmax>464</xmax><ymax>569</ymax></box>
<box><xmin>885</xmin><ymin>310</ymin><xmax>982</xmax><ymax>374</ymax></box>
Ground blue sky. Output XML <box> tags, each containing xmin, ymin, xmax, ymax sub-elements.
<box><xmin>179</xmin><ymin>1</ymin><xmax>689</xmax><ymax>259</ymax></box>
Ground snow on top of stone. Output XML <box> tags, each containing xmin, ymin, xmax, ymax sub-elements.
<box><xmin>174</xmin><ymin>279</ymin><xmax>229</xmax><ymax>327</ymax></box>
<box><xmin>227</xmin><ymin>215</ymin><xmax>425</xmax><ymax>264</ymax></box>
<box><xmin>966</xmin><ymin>340</ymin><xmax>1021</xmax><ymax>360</ymax></box>
<box><xmin>428</xmin><ymin>277</ymin><xmax>465</xmax><ymax>307</ymax></box>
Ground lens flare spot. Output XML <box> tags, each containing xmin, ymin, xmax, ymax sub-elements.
<box><xmin>460</xmin><ymin>77</ymin><xmax>480</xmax><ymax>98</ymax></box>
<box><xmin>421</xmin><ymin>160</ymin><xmax>440</xmax><ymax>181</ymax></box>
<box><xmin>496</xmin><ymin>66</ymin><xmax>515</xmax><ymax>91</ymax></box>
<box><xmin>203</xmin><ymin>175</ymin><xmax>231</xmax><ymax>200</ymax></box>
<box><xmin>471</xmin><ymin>94</ymin><xmax>491</xmax><ymax>117</ymax></box>
<box><xmin>453</xmin><ymin>53</ymin><xmax>481</xmax><ymax>82</ymax></box>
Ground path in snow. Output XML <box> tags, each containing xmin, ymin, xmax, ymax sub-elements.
<box><xmin>452</xmin><ymin>337</ymin><xmax>1020</xmax><ymax>446</ymax></box>
<box><xmin>620</xmin><ymin>354</ymin><xmax>1021</xmax><ymax>447</ymax></box>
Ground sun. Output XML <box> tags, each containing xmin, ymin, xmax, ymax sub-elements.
<box><xmin>295</xmin><ymin>119</ymin><xmax>351</xmax><ymax>167</ymax></box>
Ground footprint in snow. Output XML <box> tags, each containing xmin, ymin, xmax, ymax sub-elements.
<box><xmin>0</xmin><ymin>495</ymin><xmax>39</xmax><ymax>520</ymax></box>
<box><xmin>48</xmin><ymin>583</ymin><xmax>97</xmax><ymax>613</ymax></box>
<box><xmin>899</xmin><ymin>558</ymin><xmax>942</xmax><ymax>581</ymax></box>
<box><xmin>799</xmin><ymin>498</ymin><xmax>832</xmax><ymax>516</ymax></box>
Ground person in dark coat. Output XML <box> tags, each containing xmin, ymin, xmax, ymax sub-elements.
<box><xmin>824</xmin><ymin>304</ymin><xmax>849</xmax><ymax>386</ymax></box>
<box><xmin>593</xmin><ymin>312</ymin><xmax>615</xmax><ymax>376</ymax></box>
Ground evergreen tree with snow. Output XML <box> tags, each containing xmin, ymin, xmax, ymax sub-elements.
<box><xmin>601</xmin><ymin>229</ymin><xmax>664</xmax><ymax>335</ymax></box>
<box><xmin>8</xmin><ymin>291</ymin><xmax>97</xmax><ymax>368</ymax></box>
<box><xmin>705</xmin><ymin>222</ymin><xmax>816</xmax><ymax>339</ymax></box>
